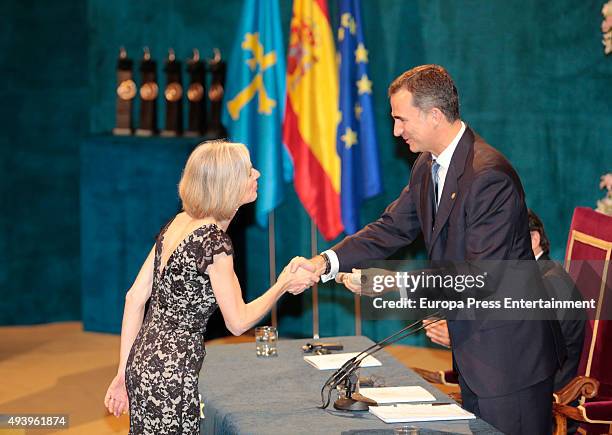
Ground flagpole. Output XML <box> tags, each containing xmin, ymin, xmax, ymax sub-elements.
<box><xmin>269</xmin><ymin>212</ymin><xmax>277</xmax><ymax>328</ymax></box>
<box><xmin>311</xmin><ymin>220</ymin><xmax>320</xmax><ymax>339</ymax></box>
<box><xmin>354</xmin><ymin>294</ymin><xmax>362</xmax><ymax>336</ymax></box>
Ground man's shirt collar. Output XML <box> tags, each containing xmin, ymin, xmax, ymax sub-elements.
<box><xmin>432</xmin><ymin>121</ymin><xmax>465</xmax><ymax>169</ymax></box>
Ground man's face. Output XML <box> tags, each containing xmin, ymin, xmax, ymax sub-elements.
<box><xmin>530</xmin><ymin>230</ymin><xmax>542</xmax><ymax>256</ymax></box>
<box><xmin>390</xmin><ymin>89</ymin><xmax>434</xmax><ymax>154</ymax></box>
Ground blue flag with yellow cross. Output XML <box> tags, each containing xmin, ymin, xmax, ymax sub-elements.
<box><xmin>336</xmin><ymin>0</ymin><xmax>382</xmax><ymax>234</ymax></box>
<box><xmin>223</xmin><ymin>0</ymin><xmax>292</xmax><ymax>227</ymax></box>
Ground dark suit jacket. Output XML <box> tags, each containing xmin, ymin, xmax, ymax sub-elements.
<box><xmin>538</xmin><ymin>254</ymin><xmax>586</xmax><ymax>391</ymax></box>
<box><xmin>333</xmin><ymin>126</ymin><xmax>562</xmax><ymax>397</ymax></box>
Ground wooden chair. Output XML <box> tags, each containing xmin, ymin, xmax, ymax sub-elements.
<box><xmin>553</xmin><ymin>207</ymin><xmax>612</xmax><ymax>435</ymax></box>
<box><xmin>411</xmin><ymin>367</ymin><xmax>462</xmax><ymax>404</ymax></box>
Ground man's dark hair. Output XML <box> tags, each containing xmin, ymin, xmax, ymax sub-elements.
<box><xmin>388</xmin><ymin>64</ymin><xmax>460</xmax><ymax>122</ymax></box>
<box><xmin>528</xmin><ymin>209</ymin><xmax>550</xmax><ymax>255</ymax></box>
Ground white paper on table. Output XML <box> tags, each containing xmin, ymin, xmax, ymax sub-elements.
<box><xmin>303</xmin><ymin>352</ymin><xmax>382</xmax><ymax>370</ymax></box>
<box><xmin>369</xmin><ymin>403</ymin><xmax>476</xmax><ymax>423</ymax></box>
<box><xmin>359</xmin><ymin>386</ymin><xmax>436</xmax><ymax>404</ymax></box>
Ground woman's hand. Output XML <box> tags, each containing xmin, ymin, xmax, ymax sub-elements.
<box><xmin>280</xmin><ymin>258</ymin><xmax>320</xmax><ymax>295</ymax></box>
<box><xmin>104</xmin><ymin>373</ymin><xmax>129</xmax><ymax>417</ymax></box>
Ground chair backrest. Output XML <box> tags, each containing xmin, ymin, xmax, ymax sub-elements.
<box><xmin>564</xmin><ymin>207</ymin><xmax>612</xmax><ymax>397</ymax></box>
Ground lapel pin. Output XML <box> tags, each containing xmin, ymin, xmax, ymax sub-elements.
<box><xmin>451</xmin><ymin>192</ymin><xmax>456</xmax><ymax>199</ymax></box>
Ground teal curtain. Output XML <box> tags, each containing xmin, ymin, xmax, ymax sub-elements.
<box><xmin>3</xmin><ymin>1</ymin><xmax>610</xmax><ymax>346</ymax></box>
<box><xmin>1</xmin><ymin>1</ymin><xmax>88</xmax><ymax>324</ymax></box>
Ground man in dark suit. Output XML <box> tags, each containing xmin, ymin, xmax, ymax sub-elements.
<box><xmin>528</xmin><ymin>210</ymin><xmax>585</xmax><ymax>393</ymax></box>
<box><xmin>423</xmin><ymin>209</ymin><xmax>585</xmax><ymax>392</ymax></box>
<box><xmin>292</xmin><ymin>65</ymin><xmax>562</xmax><ymax>434</ymax></box>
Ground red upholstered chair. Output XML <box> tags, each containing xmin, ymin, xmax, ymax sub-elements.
<box><xmin>554</xmin><ymin>207</ymin><xmax>612</xmax><ymax>435</ymax></box>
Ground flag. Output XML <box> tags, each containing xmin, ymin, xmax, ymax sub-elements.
<box><xmin>223</xmin><ymin>0</ymin><xmax>293</xmax><ymax>227</ymax></box>
<box><xmin>336</xmin><ymin>0</ymin><xmax>382</xmax><ymax>234</ymax></box>
<box><xmin>283</xmin><ymin>0</ymin><xmax>342</xmax><ymax>241</ymax></box>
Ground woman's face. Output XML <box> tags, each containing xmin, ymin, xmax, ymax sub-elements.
<box><xmin>240</xmin><ymin>163</ymin><xmax>260</xmax><ymax>205</ymax></box>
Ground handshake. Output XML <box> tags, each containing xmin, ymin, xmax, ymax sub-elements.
<box><xmin>277</xmin><ymin>255</ymin><xmax>364</xmax><ymax>296</ymax></box>
<box><xmin>279</xmin><ymin>258</ymin><xmax>449</xmax><ymax>348</ymax></box>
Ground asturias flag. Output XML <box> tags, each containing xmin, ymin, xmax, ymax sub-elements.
<box><xmin>283</xmin><ymin>0</ymin><xmax>342</xmax><ymax>241</ymax></box>
<box><xmin>336</xmin><ymin>0</ymin><xmax>382</xmax><ymax>234</ymax></box>
<box><xmin>223</xmin><ymin>0</ymin><xmax>293</xmax><ymax>227</ymax></box>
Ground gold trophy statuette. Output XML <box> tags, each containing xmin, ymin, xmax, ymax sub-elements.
<box><xmin>185</xmin><ymin>48</ymin><xmax>207</xmax><ymax>137</ymax></box>
<box><xmin>204</xmin><ymin>48</ymin><xmax>227</xmax><ymax>139</ymax></box>
<box><xmin>140</xmin><ymin>82</ymin><xmax>159</xmax><ymax>101</ymax></box>
<box><xmin>113</xmin><ymin>47</ymin><xmax>135</xmax><ymax>135</ymax></box>
<box><xmin>135</xmin><ymin>47</ymin><xmax>158</xmax><ymax>136</ymax></box>
<box><xmin>117</xmin><ymin>79</ymin><xmax>136</xmax><ymax>101</ymax></box>
<box><xmin>161</xmin><ymin>48</ymin><xmax>183</xmax><ymax>137</ymax></box>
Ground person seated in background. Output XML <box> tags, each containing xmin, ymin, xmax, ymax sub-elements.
<box><xmin>422</xmin><ymin>209</ymin><xmax>585</xmax><ymax>393</ymax></box>
<box><xmin>103</xmin><ymin>141</ymin><xmax>318</xmax><ymax>435</ymax></box>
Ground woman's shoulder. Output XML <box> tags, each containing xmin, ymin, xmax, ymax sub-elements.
<box><xmin>197</xmin><ymin>224</ymin><xmax>233</xmax><ymax>274</ymax></box>
<box><xmin>205</xmin><ymin>224</ymin><xmax>233</xmax><ymax>251</ymax></box>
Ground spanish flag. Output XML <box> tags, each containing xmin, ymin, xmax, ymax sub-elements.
<box><xmin>283</xmin><ymin>0</ymin><xmax>342</xmax><ymax>241</ymax></box>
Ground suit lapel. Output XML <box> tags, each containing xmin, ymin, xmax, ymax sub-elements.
<box><xmin>429</xmin><ymin>165</ymin><xmax>459</xmax><ymax>251</ymax></box>
<box><xmin>427</xmin><ymin>127</ymin><xmax>474</xmax><ymax>256</ymax></box>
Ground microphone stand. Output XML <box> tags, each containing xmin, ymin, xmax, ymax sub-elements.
<box><xmin>320</xmin><ymin>311</ymin><xmax>444</xmax><ymax>411</ymax></box>
<box><xmin>334</xmin><ymin>368</ymin><xmax>377</xmax><ymax>411</ymax></box>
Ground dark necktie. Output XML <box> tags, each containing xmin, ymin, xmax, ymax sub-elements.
<box><xmin>432</xmin><ymin>160</ymin><xmax>440</xmax><ymax>214</ymax></box>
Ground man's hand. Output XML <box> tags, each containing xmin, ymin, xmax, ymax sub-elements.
<box><xmin>336</xmin><ymin>269</ymin><xmax>362</xmax><ymax>294</ymax></box>
<box><xmin>284</xmin><ymin>256</ymin><xmax>326</xmax><ymax>295</ymax></box>
<box><xmin>423</xmin><ymin>318</ymin><xmax>451</xmax><ymax>348</ymax></box>
<box><xmin>289</xmin><ymin>255</ymin><xmax>326</xmax><ymax>275</ymax></box>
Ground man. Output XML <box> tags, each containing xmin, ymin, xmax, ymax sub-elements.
<box><xmin>528</xmin><ymin>210</ymin><xmax>585</xmax><ymax>392</ymax></box>
<box><xmin>423</xmin><ymin>209</ymin><xmax>585</xmax><ymax>393</ymax></box>
<box><xmin>293</xmin><ymin>65</ymin><xmax>563</xmax><ymax>434</ymax></box>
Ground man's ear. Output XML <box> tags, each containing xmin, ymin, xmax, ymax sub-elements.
<box><xmin>430</xmin><ymin>108</ymin><xmax>444</xmax><ymax>124</ymax></box>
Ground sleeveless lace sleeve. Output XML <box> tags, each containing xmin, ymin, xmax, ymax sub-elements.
<box><xmin>198</xmin><ymin>226</ymin><xmax>234</xmax><ymax>274</ymax></box>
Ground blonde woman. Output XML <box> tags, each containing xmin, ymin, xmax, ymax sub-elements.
<box><xmin>103</xmin><ymin>141</ymin><xmax>317</xmax><ymax>434</ymax></box>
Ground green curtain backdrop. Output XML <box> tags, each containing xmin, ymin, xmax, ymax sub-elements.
<box><xmin>2</xmin><ymin>0</ymin><xmax>610</xmax><ymax>344</ymax></box>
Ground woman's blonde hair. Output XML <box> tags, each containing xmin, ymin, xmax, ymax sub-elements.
<box><xmin>178</xmin><ymin>140</ymin><xmax>251</xmax><ymax>220</ymax></box>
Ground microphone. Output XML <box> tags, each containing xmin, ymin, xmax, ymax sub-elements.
<box><xmin>319</xmin><ymin>311</ymin><xmax>444</xmax><ymax>411</ymax></box>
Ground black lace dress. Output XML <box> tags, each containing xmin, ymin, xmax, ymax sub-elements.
<box><xmin>125</xmin><ymin>220</ymin><xmax>232</xmax><ymax>434</ymax></box>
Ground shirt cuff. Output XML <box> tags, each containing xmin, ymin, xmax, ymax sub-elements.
<box><xmin>320</xmin><ymin>249</ymin><xmax>339</xmax><ymax>283</ymax></box>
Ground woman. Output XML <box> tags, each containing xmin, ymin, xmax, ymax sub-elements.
<box><xmin>103</xmin><ymin>141</ymin><xmax>317</xmax><ymax>434</ymax></box>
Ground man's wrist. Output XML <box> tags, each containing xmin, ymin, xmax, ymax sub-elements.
<box><xmin>312</xmin><ymin>255</ymin><xmax>327</xmax><ymax>275</ymax></box>
<box><xmin>319</xmin><ymin>250</ymin><xmax>340</xmax><ymax>282</ymax></box>
<box><xmin>321</xmin><ymin>253</ymin><xmax>331</xmax><ymax>275</ymax></box>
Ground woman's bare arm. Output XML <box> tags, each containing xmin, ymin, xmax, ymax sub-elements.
<box><xmin>208</xmin><ymin>254</ymin><xmax>316</xmax><ymax>335</ymax></box>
